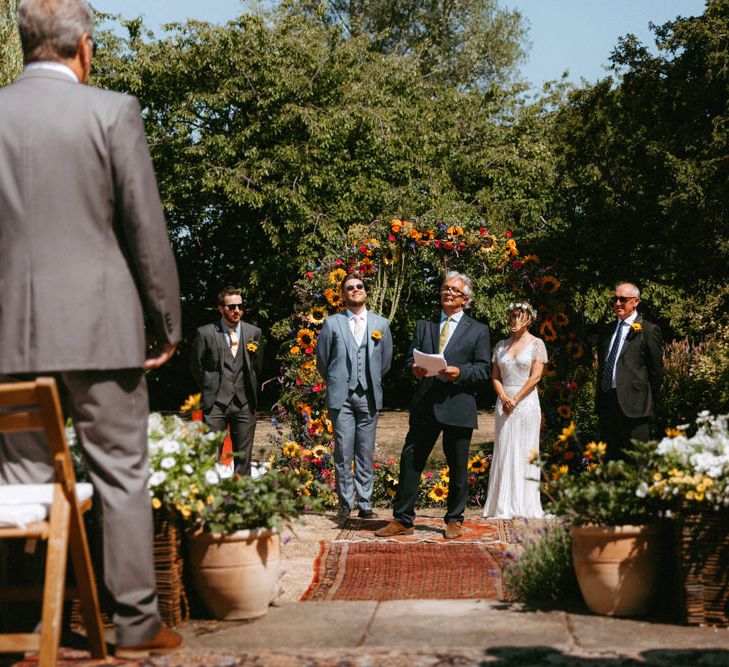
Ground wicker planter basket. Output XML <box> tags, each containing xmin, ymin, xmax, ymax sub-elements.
<box><xmin>676</xmin><ymin>509</ymin><xmax>729</xmax><ymax>627</ymax></box>
<box><xmin>71</xmin><ymin>509</ymin><xmax>189</xmax><ymax>629</ymax></box>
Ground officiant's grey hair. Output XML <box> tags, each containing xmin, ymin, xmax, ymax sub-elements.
<box><xmin>19</xmin><ymin>0</ymin><xmax>93</xmax><ymax>64</ymax></box>
<box><xmin>443</xmin><ymin>271</ymin><xmax>473</xmax><ymax>308</ymax></box>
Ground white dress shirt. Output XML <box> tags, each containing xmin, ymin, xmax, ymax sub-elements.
<box><xmin>347</xmin><ymin>308</ymin><xmax>368</xmax><ymax>346</ymax></box>
<box><xmin>607</xmin><ymin>311</ymin><xmax>638</xmax><ymax>387</ymax></box>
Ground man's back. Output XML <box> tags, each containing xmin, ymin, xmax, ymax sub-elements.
<box><xmin>0</xmin><ymin>68</ymin><xmax>179</xmax><ymax>372</ymax></box>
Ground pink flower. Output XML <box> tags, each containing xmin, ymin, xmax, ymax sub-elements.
<box><xmin>335</xmin><ymin>259</ymin><xmax>344</xmax><ymax>266</ymax></box>
<box><xmin>388</xmin><ymin>235</ymin><xmax>396</xmax><ymax>242</ymax></box>
<box><xmin>305</xmin><ymin>271</ymin><xmax>314</xmax><ymax>279</ymax></box>
<box><xmin>360</xmin><ymin>245</ymin><xmax>368</xmax><ymax>253</ymax></box>
<box><xmin>479</xmin><ymin>227</ymin><xmax>486</xmax><ymax>234</ymax></box>
<box><xmin>505</xmin><ymin>230</ymin><xmax>512</xmax><ymax>238</ymax></box>
<box><xmin>311</xmin><ymin>384</ymin><xmax>322</xmax><ymax>393</ymax></box>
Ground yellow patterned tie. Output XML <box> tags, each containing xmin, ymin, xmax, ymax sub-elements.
<box><xmin>439</xmin><ymin>317</ymin><xmax>451</xmax><ymax>353</ymax></box>
<box><xmin>229</xmin><ymin>328</ymin><xmax>239</xmax><ymax>357</ymax></box>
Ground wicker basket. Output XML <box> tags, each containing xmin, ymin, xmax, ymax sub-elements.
<box><xmin>675</xmin><ymin>509</ymin><xmax>729</xmax><ymax>627</ymax></box>
<box><xmin>71</xmin><ymin>509</ymin><xmax>189</xmax><ymax>629</ymax></box>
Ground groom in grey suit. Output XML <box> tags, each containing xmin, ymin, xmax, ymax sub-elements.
<box><xmin>0</xmin><ymin>0</ymin><xmax>181</xmax><ymax>656</ymax></box>
<box><xmin>316</xmin><ymin>273</ymin><xmax>393</xmax><ymax>521</ymax></box>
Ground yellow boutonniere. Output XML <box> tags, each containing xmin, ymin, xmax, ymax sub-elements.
<box><xmin>371</xmin><ymin>330</ymin><xmax>382</xmax><ymax>341</ymax></box>
<box><xmin>246</xmin><ymin>341</ymin><xmax>259</xmax><ymax>353</ymax></box>
<box><xmin>630</xmin><ymin>323</ymin><xmax>642</xmax><ymax>333</ymax></box>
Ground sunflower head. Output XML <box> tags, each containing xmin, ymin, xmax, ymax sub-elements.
<box><xmin>540</xmin><ymin>275</ymin><xmax>561</xmax><ymax>293</ymax></box>
<box><xmin>308</xmin><ymin>306</ymin><xmax>328</xmax><ymax>325</ymax></box>
<box><xmin>297</xmin><ymin>328</ymin><xmax>316</xmax><ymax>347</ymax></box>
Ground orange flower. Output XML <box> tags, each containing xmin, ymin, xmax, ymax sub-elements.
<box><xmin>540</xmin><ymin>275</ymin><xmax>561</xmax><ymax>293</ymax></box>
<box><xmin>390</xmin><ymin>219</ymin><xmax>403</xmax><ymax>234</ymax></box>
<box><xmin>506</xmin><ymin>238</ymin><xmax>518</xmax><ymax>256</ymax></box>
<box><xmin>540</xmin><ymin>320</ymin><xmax>557</xmax><ymax>342</ymax></box>
<box><xmin>324</xmin><ymin>288</ymin><xmax>343</xmax><ymax>307</ymax></box>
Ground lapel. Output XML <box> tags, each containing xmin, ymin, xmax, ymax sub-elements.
<box><xmin>336</xmin><ymin>313</ymin><xmax>357</xmax><ymax>362</ymax></box>
<box><xmin>443</xmin><ymin>313</ymin><xmax>470</xmax><ymax>354</ymax></box>
<box><xmin>214</xmin><ymin>321</ymin><xmax>227</xmax><ymax>371</ymax></box>
<box><xmin>240</xmin><ymin>323</ymin><xmax>251</xmax><ymax>369</ymax></box>
<box><xmin>430</xmin><ymin>317</ymin><xmax>440</xmax><ymax>354</ymax></box>
<box><xmin>365</xmin><ymin>313</ymin><xmax>376</xmax><ymax>358</ymax></box>
<box><xmin>617</xmin><ymin>314</ymin><xmax>642</xmax><ymax>361</ymax></box>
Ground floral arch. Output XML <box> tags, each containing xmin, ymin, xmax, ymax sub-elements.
<box><xmin>270</xmin><ymin>217</ymin><xmax>590</xmax><ymax>506</ymax></box>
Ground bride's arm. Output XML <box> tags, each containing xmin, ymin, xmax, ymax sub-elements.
<box><xmin>513</xmin><ymin>359</ymin><xmax>545</xmax><ymax>406</ymax></box>
<box><xmin>492</xmin><ymin>361</ymin><xmax>516</xmax><ymax>414</ymax></box>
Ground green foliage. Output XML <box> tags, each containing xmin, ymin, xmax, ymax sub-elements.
<box><xmin>284</xmin><ymin>0</ymin><xmax>527</xmax><ymax>89</ymax></box>
<box><xmin>503</xmin><ymin>522</ymin><xmax>579</xmax><ymax>605</ymax></box>
<box><xmin>543</xmin><ymin>0</ymin><xmax>729</xmax><ymax>335</ymax></box>
<box><xmin>541</xmin><ymin>442</ymin><xmax>666</xmax><ymax>526</ymax></box>
<box><xmin>0</xmin><ymin>0</ymin><xmax>22</xmax><ymax>88</ymax></box>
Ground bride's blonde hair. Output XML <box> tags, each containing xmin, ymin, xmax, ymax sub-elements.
<box><xmin>507</xmin><ymin>301</ymin><xmax>535</xmax><ymax>333</ymax></box>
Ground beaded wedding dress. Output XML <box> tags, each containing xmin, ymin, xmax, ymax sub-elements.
<box><xmin>483</xmin><ymin>336</ymin><xmax>548</xmax><ymax>519</ymax></box>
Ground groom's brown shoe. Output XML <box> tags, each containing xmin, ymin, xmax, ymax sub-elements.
<box><xmin>116</xmin><ymin>626</ymin><xmax>183</xmax><ymax>658</ymax></box>
<box><xmin>375</xmin><ymin>520</ymin><xmax>414</xmax><ymax>537</ymax></box>
<box><xmin>444</xmin><ymin>522</ymin><xmax>463</xmax><ymax>539</ymax></box>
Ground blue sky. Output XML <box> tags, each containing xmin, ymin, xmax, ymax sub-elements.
<box><xmin>91</xmin><ymin>1</ymin><xmax>707</xmax><ymax>89</ymax></box>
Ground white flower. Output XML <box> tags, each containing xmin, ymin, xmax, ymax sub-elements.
<box><xmin>636</xmin><ymin>482</ymin><xmax>649</xmax><ymax>498</ymax></box>
<box><xmin>205</xmin><ymin>469</ymin><xmax>220</xmax><ymax>485</ymax></box>
<box><xmin>149</xmin><ymin>471</ymin><xmax>167</xmax><ymax>487</ymax></box>
<box><xmin>215</xmin><ymin>462</ymin><xmax>234</xmax><ymax>479</ymax></box>
<box><xmin>183</xmin><ymin>464</ymin><xmax>193</xmax><ymax>474</ymax></box>
<box><xmin>162</xmin><ymin>439</ymin><xmax>181</xmax><ymax>454</ymax></box>
<box><xmin>161</xmin><ymin>456</ymin><xmax>176</xmax><ymax>470</ymax></box>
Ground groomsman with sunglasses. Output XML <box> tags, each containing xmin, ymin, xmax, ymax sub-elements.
<box><xmin>190</xmin><ymin>286</ymin><xmax>264</xmax><ymax>474</ymax></box>
<box><xmin>596</xmin><ymin>282</ymin><xmax>664</xmax><ymax>460</ymax></box>
<box><xmin>316</xmin><ymin>273</ymin><xmax>393</xmax><ymax>522</ymax></box>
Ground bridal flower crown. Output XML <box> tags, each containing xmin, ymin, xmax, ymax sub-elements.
<box><xmin>507</xmin><ymin>302</ymin><xmax>537</xmax><ymax>319</ymax></box>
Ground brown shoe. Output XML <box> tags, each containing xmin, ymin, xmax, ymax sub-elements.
<box><xmin>116</xmin><ymin>626</ymin><xmax>182</xmax><ymax>658</ymax></box>
<box><xmin>374</xmin><ymin>520</ymin><xmax>414</xmax><ymax>537</ymax></box>
<box><xmin>444</xmin><ymin>522</ymin><xmax>463</xmax><ymax>539</ymax></box>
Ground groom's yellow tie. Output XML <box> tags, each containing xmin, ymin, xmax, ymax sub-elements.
<box><xmin>439</xmin><ymin>317</ymin><xmax>451</xmax><ymax>353</ymax></box>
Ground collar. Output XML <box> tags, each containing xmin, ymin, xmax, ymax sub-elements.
<box><xmin>220</xmin><ymin>317</ymin><xmax>240</xmax><ymax>334</ymax></box>
<box><xmin>24</xmin><ymin>62</ymin><xmax>78</xmax><ymax>82</ymax></box>
<box><xmin>346</xmin><ymin>308</ymin><xmax>368</xmax><ymax>321</ymax></box>
<box><xmin>618</xmin><ymin>312</ymin><xmax>638</xmax><ymax>327</ymax></box>
<box><xmin>441</xmin><ymin>310</ymin><xmax>464</xmax><ymax>324</ymax></box>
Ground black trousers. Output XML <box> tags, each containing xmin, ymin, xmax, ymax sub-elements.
<box><xmin>598</xmin><ymin>389</ymin><xmax>651</xmax><ymax>462</ymax></box>
<box><xmin>394</xmin><ymin>410</ymin><xmax>473</xmax><ymax>527</ymax></box>
<box><xmin>204</xmin><ymin>396</ymin><xmax>256</xmax><ymax>475</ymax></box>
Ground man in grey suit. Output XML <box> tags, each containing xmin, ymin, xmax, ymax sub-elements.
<box><xmin>0</xmin><ymin>0</ymin><xmax>182</xmax><ymax>656</ymax></box>
<box><xmin>190</xmin><ymin>287</ymin><xmax>264</xmax><ymax>475</ymax></box>
<box><xmin>316</xmin><ymin>273</ymin><xmax>393</xmax><ymax>521</ymax></box>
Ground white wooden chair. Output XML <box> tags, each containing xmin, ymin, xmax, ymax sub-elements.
<box><xmin>0</xmin><ymin>378</ymin><xmax>106</xmax><ymax>666</ymax></box>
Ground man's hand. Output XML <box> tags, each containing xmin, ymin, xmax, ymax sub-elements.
<box><xmin>412</xmin><ymin>365</ymin><xmax>428</xmax><ymax>379</ymax></box>
<box><xmin>144</xmin><ymin>342</ymin><xmax>178</xmax><ymax>370</ymax></box>
<box><xmin>439</xmin><ymin>365</ymin><xmax>460</xmax><ymax>382</ymax></box>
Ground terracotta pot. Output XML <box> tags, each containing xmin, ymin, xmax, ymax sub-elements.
<box><xmin>571</xmin><ymin>524</ymin><xmax>661</xmax><ymax>617</ymax></box>
<box><xmin>187</xmin><ymin>527</ymin><xmax>280</xmax><ymax>620</ymax></box>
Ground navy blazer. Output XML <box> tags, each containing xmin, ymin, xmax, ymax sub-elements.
<box><xmin>406</xmin><ymin>313</ymin><xmax>491</xmax><ymax>429</ymax></box>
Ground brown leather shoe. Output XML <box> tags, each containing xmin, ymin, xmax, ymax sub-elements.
<box><xmin>374</xmin><ymin>520</ymin><xmax>414</xmax><ymax>537</ymax></box>
<box><xmin>116</xmin><ymin>626</ymin><xmax>182</xmax><ymax>658</ymax></box>
<box><xmin>444</xmin><ymin>522</ymin><xmax>463</xmax><ymax>539</ymax></box>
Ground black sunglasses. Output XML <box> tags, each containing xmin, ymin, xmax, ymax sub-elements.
<box><xmin>612</xmin><ymin>296</ymin><xmax>637</xmax><ymax>303</ymax></box>
<box><xmin>345</xmin><ymin>283</ymin><xmax>365</xmax><ymax>291</ymax></box>
<box><xmin>225</xmin><ymin>303</ymin><xmax>244</xmax><ymax>311</ymax></box>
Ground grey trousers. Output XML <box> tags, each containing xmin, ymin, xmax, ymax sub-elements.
<box><xmin>0</xmin><ymin>370</ymin><xmax>162</xmax><ymax>647</ymax></box>
<box><xmin>330</xmin><ymin>389</ymin><xmax>378</xmax><ymax>511</ymax></box>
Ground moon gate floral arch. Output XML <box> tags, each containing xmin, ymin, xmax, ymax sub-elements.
<box><xmin>270</xmin><ymin>217</ymin><xmax>590</xmax><ymax>507</ymax></box>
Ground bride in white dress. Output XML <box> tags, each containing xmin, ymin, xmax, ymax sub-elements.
<box><xmin>483</xmin><ymin>301</ymin><xmax>547</xmax><ymax>519</ymax></box>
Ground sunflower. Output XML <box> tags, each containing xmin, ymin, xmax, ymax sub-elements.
<box><xmin>311</xmin><ymin>445</ymin><xmax>330</xmax><ymax>458</ymax></box>
<box><xmin>540</xmin><ymin>275</ymin><xmax>561</xmax><ymax>293</ymax></box>
<box><xmin>565</xmin><ymin>341</ymin><xmax>584</xmax><ymax>359</ymax></box>
<box><xmin>583</xmin><ymin>441</ymin><xmax>607</xmax><ymax>460</ymax></box>
<box><xmin>308</xmin><ymin>305</ymin><xmax>328</xmax><ymax>325</ymax></box>
<box><xmin>282</xmin><ymin>441</ymin><xmax>301</xmax><ymax>458</ymax></box>
<box><xmin>554</xmin><ymin>312</ymin><xmax>570</xmax><ymax>327</ymax></box>
<box><xmin>556</xmin><ymin>404</ymin><xmax>573</xmax><ymax>419</ymax></box>
<box><xmin>446</xmin><ymin>225</ymin><xmax>464</xmax><ymax>236</ymax></box>
<box><xmin>428</xmin><ymin>482</ymin><xmax>448</xmax><ymax>503</ymax></box>
<box><xmin>381</xmin><ymin>245</ymin><xmax>401</xmax><ymax>266</ymax></box>
<box><xmin>556</xmin><ymin>421</ymin><xmax>576</xmax><ymax>443</ymax></box>
<box><xmin>179</xmin><ymin>392</ymin><xmax>201</xmax><ymax>412</ymax></box>
<box><xmin>468</xmin><ymin>456</ymin><xmax>488</xmax><ymax>475</ymax></box>
<box><xmin>665</xmin><ymin>427</ymin><xmax>683</xmax><ymax>438</ymax></box>
<box><xmin>297</xmin><ymin>328</ymin><xmax>316</xmax><ymax>348</ymax></box>
<box><xmin>324</xmin><ymin>288</ymin><xmax>343</xmax><ymax>307</ymax></box>
<box><xmin>440</xmin><ymin>466</ymin><xmax>450</xmax><ymax>483</ymax></box>
<box><xmin>359</xmin><ymin>258</ymin><xmax>375</xmax><ymax>274</ymax></box>
<box><xmin>539</xmin><ymin>320</ymin><xmax>558</xmax><ymax>342</ymax></box>
<box><xmin>522</xmin><ymin>254</ymin><xmax>540</xmax><ymax>264</ymax></box>
<box><xmin>329</xmin><ymin>268</ymin><xmax>347</xmax><ymax>285</ymax></box>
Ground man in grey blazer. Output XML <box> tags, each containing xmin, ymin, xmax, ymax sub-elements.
<box><xmin>190</xmin><ymin>287</ymin><xmax>264</xmax><ymax>475</ymax></box>
<box><xmin>0</xmin><ymin>0</ymin><xmax>181</xmax><ymax>656</ymax></box>
<box><xmin>316</xmin><ymin>273</ymin><xmax>393</xmax><ymax>521</ymax></box>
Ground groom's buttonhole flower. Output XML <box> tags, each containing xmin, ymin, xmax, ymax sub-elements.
<box><xmin>246</xmin><ymin>341</ymin><xmax>258</xmax><ymax>353</ymax></box>
<box><xmin>371</xmin><ymin>330</ymin><xmax>382</xmax><ymax>341</ymax></box>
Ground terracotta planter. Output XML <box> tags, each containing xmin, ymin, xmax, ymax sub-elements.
<box><xmin>571</xmin><ymin>524</ymin><xmax>661</xmax><ymax>617</ymax></box>
<box><xmin>187</xmin><ymin>527</ymin><xmax>280</xmax><ymax>620</ymax></box>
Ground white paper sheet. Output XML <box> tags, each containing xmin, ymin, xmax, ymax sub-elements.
<box><xmin>413</xmin><ymin>348</ymin><xmax>447</xmax><ymax>377</ymax></box>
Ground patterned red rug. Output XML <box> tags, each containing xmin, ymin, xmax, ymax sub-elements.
<box><xmin>300</xmin><ymin>541</ymin><xmax>507</xmax><ymax>601</ymax></box>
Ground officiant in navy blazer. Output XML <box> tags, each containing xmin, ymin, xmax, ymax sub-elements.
<box><xmin>316</xmin><ymin>273</ymin><xmax>393</xmax><ymax>522</ymax></box>
<box><xmin>376</xmin><ymin>271</ymin><xmax>491</xmax><ymax>540</ymax></box>
<box><xmin>596</xmin><ymin>281</ymin><xmax>663</xmax><ymax>460</ymax></box>
<box><xmin>190</xmin><ymin>287</ymin><xmax>264</xmax><ymax>475</ymax></box>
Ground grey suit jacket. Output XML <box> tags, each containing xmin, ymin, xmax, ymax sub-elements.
<box><xmin>316</xmin><ymin>311</ymin><xmax>393</xmax><ymax>411</ymax></box>
<box><xmin>0</xmin><ymin>69</ymin><xmax>181</xmax><ymax>373</ymax></box>
<box><xmin>190</xmin><ymin>320</ymin><xmax>264</xmax><ymax>412</ymax></box>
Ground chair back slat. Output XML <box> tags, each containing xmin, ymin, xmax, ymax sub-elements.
<box><xmin>0</xmin><ymin>382</ymin><xmax>39</xmax><ymax>407</ymax></box>
<box><xmin>0</xmin><ymin>411</ymin><xmax>44</xmax><ymax>433</ymax></box>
